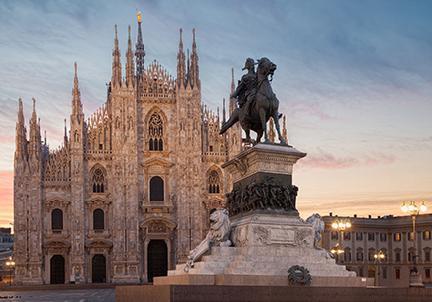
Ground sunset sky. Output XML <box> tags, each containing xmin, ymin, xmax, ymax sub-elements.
<box><xmin>1</xmin><ymin>0</ymin><xmax>431</xmax><ymax>227</ymax></box>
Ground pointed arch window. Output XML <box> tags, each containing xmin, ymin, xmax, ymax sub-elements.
<box><xmin>208</xmin><ymin>170</ymin><xmax>220</xmax><ymax>194</ymax></box>
<box><xmin>92</xmin><ymin>168</ymin><xmax>106</xmax><ymax>193</ymax></box>
<box><xmin>148</xmin><ymin>113</ymin><xmax>163</xmax><ymax>151</ymax></box>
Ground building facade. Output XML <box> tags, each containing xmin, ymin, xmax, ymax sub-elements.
<box><xmin>0</xmin><ymin>228</ymin><xmax>14</xmax><ymax>283</ymax></box>
<box><xmin>0</xmin><ymin>228</ymin><xmax>13</xmax><ymax>253</ymax></box>
<box><xmin>322</xmin><ymin>214</ymin><xmax>432</xmax><ymax>287</ymax></box>
<box><xmin>12</xmin><ymin>17</ymin><xmax>255</xmax><ymax>284</ymax></box>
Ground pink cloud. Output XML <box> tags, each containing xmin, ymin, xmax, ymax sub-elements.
<box><xmin>299</xmin><ymin>149</ymin><xmax>396</xmax><ymax>170</ymax></box>
<box><xmin>363</xmin><ymin>152</ymin><xmax>396</xmax><ymax>166</ymax></box>
<box><xmin>300</xmin><ymin>149</ymin><xmax>358</xmax><ymax>169</ymax></box>
<box><xmin>289</xmin><ymin>102</ymin><xmax>335</xmax><ymax>121</ymax></box>
<box><xmin>0</xmin><ymin>135</ymin><xmax>14</xmax><ymax>144</ymax></box>
<box><xmin>299</xmin><ymin>195</ymin><xmax>432</xmax><ymax>219</ymax></box>
<box><xmin>0</xmin><ymin>170</ymin><xmax>13</xmax><ymax>227</ymax></box>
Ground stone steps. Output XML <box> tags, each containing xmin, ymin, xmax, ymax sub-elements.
<box><xmin>175</xmin><ymin>256</ymin><xmax>355</xmax><ymax>278</ymax></box>
<box><xmin>170</xmin><ymin>244</ymin><xmax>355</xmax><ymax>278</ymax></box>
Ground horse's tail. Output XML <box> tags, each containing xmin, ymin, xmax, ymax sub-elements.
<box><xmin>219</xmin><ymin>122</ymin><xmax>230</xmax><ymax>135</ymax></box>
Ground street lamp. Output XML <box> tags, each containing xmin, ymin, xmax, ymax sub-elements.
<box><xmin>5</xmin><ymin>256</ymin><xmax>15</xmax><ymax>286</ymax></box>
<box><xmin>330</xmin><ymin>218</ymin><xmax>352</xmax><ymax>261</ymax></box>
<box><xmin>401</xmin><ymin>201</ymin><xmax>428</xmax><ymax>287</ymax></box>
<box><xmin>330</xmin><ymin>244</ymin><xmax>345</xmax><ymax>255</ymax></box>
<box><xmin>374</xmin><ymin>250</ymin><xmax>385</xmax><ymax>286</ymax></box>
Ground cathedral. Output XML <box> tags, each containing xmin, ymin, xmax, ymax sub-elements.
<box><xmin>12</xmin><ymin>14</ymin><xmax>245</xmax><ymax>284</ymax></box>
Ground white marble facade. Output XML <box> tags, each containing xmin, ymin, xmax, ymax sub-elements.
<box><xmin>13</xmin><ymin>19</ymin><xmax>243</xmax><ymax>284</ymax></box>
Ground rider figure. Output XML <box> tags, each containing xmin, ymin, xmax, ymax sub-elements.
<box><xmin>231</xmin><ymin>58</ymin><xmax>257</xmax><ymax>114</ymax></box>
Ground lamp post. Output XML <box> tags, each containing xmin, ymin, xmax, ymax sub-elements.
<box><xmin>330</xmin><ymin>219</ymin><xmax>352</xmax><ymax>262</ymax></box>
<box><xmin>373</xmin><ymin>250</ymin><xmax>385</xmax><ymax>286</ymax></box>
<box><xmin>401</xmin><ymin>201</ymin><xmax>427</xmax><ymax>287</ymax></box>
<box><xmin>5</xmin><ymin>256</ymin><xmax>15</xmax><ymax>286</ymax></box>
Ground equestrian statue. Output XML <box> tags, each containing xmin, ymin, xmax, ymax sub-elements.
<box><xmin>220</xmin><ymin>57</ymin><xmax>286</xmax><ymax>145</ymax></box>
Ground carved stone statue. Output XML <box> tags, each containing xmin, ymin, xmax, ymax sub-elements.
<box><xmin>184</xmin><ymin>208</ymin><xmax>232</xmax><ymax>272</ymax></box>
<box><xmin>305</xmin><ymin>213</ymin><xmax>324</xmax><ymax>249</ymax></box>
<box><xmin>220</xmin><ymin>57</ymin><xmax>286</xmax><ymax>144</ymax></box>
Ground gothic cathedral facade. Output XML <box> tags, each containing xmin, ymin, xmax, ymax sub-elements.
<box><xmin>13</xmin><ymin>17</ymin><xmax>242</xmax><ymax>284</ymax></box>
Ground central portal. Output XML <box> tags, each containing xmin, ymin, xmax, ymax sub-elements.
<box><xmin>50</xmin><ymin>255</ymin><xmax>65</xmax><ymax>284</ymax></box>
<box><xmin>147</xmin><ymin>240</ymin><xmax>168</xmax><ymax>282</ymax></box>
<box><xmin>92</xmin><ymin>254</ymin><xmax>107</xmax><ymax>283</ymax></box>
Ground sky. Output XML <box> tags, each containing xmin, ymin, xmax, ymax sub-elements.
<box><xmin>0</xmin><ymin>0</ymin><xmax>431</xmax><ymax>227</ymax></box>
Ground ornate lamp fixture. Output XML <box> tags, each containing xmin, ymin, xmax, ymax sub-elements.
<box><xmin>400</xmin><ymin>201</ymin><xmax>428</xmax><ymax>287</ymax></box>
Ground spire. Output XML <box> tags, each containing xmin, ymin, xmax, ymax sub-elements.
<box><xmin>282</xmin><ymin>115</ymin><xmax>288</xmax><ymax>143</ymax></box>
<box><xmin>64</xmin><ymin>118</ymin><xmax>68</xmax><ymax>145</ymax></box>
<box><xmin>31</xmin><ymin>97</ymin><xmax>37</xmax><ymax>122</ymax></box>
<box><xmin>135</xmin><ymin>10</ymin><xmax>145</xmax><ymax>78</ymax></box>
<box><xmin>18</xmin><ymin>97</ymin><xmax>24</xmax><ymax>125</ymax></box>
<box><xmin>229</xmin><ymin>68</ymin><xmax>236</xmax><ymax>114</ymax></box>
<box><xmin>44</xmin><ymin>130</ymin><xmax>47</xmax><ymax>146</ymax></box>
<box><xmin>72</xmin><ymin>62</ymin><xmax>82</xmax><ymax>117</ymax></box>
<box><xmin>186</xmin><ymin>48</ymin><xmax>191</xmax><ymax>88</ymax></box>
<box><xmin>177</xmin><ymin>28</ymin><xmax>186</xmax><ymax>88</ymax></box>
<box><xmin>268</xmin><ymin>117</ymin><xmax>275</xmax><ymax>143</ymax></box>
<box><xmin>126</xmin><ymin>25</ymin><xmax>135</xmax><ymax>87</ymax></box>
<box><xmin>189</xmin><ymin>28</ymin><xmax>200</xmax><ymax>89</ymax></box>
<box><xmin>15</xmin><ymin>98</ymin><xmax>27</xmax><ymax>161</ymax></box>
<box><xmin>111</xmin><ymin>24</ymin><xmax>122</xmax><ymax>87</ymax></box>
<box><xmin>29</xmin><ymin>97</ymin><xmax>41</xmax><ymax>157</ymax></box>
<box><xmin>222</xmin><ymin>98</ymin><xmax>226</xmax><ymax>123</ymax></box>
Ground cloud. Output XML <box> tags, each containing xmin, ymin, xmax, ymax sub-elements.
<box><xmin>0</xmin><ymin>0</ymin><xmax>431</xmax><ymax>223</ymax></box>
<box><xmin>298</xmin><ymin>194</ymin><xmax>432</xmax><ymax>219</ymax></box>
<box><xmin>0</xmin><ymin>170</ymin><xmax>13</xmax><ymax>227</ymax></box>
<box><xmin>299</xmin><ymin>148</ymin><xmax>396</xmax><ymax>169</ymax></box>
<box><xmin>288</xmin><ymin>102</ymin><xmax>335</xmax><ymax>121</ymax></box>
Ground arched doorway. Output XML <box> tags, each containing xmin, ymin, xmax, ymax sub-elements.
<box><xmin>50</xmin><ymin>255</ymin><xmax>65</xmax><ymax>284</ymax></box>
<box><xmin>147</xmin><ymin>240</ymin><xmax>168</xmax><ymax>282</ymax></box>
<box><xmin>92</xmin><ymin>254</ymin><xmax>106</xmax><ymax>283</ymax></box>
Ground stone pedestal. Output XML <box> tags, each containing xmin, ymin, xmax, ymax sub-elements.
<box><xmin>223</xmin><ymin>143</ymin><xmax>305</xmax><ymax>217</ymax></box>
<box><xmin>159</xmin><ymin>143</ymin><xmax>361</xmax><ymax>286</ymax></box>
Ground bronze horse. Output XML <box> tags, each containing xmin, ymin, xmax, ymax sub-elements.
<box><xmin>220</xmin><ymin>57</ymin><xmax>286</xmax><ymax>145</ymax></box>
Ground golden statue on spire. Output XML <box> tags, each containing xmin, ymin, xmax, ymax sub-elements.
<box><xmin>137</xmin><ymin>10</ymin><xmax>142</xmax><ymax>23</ymax></box>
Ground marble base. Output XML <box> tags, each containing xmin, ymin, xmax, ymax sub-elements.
<box><xmin>230</xmin><ymin>211</ymin><xmax>312</xmax><ymax>248</ymax></box>
<box><xmin>165</xmin><ymin>212</ymin><xmax>356</xmax><ymax>284</ymax></box>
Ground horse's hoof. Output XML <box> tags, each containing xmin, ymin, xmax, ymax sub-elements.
<box><xmin>263</xmin><ymin>139</ymin><xmax>271</xmax><ymax>144</ymax></box>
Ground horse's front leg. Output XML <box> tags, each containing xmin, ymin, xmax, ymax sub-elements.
<box><xmin>259</xmin><ymin>109</ymin><xmax>269</xmax><ymax>143</ymax></box>
<box><xmin>255</xmin><ymin>130</ymin><xmax>263</xmax><ymax>145</ymax></box>
<box><xmin>273</xmin><ymin>112</ymin><xmax>287</xmax><ymax>145</ymax></box>
<box><xmin>245</xmin><ymin>129</ymin><xmax>251</xmax><ymax>142</ymax></box>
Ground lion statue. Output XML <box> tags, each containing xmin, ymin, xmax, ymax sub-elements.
<box><xmin>305</xmin><ymin>213</ymin><xmax>324</xmax><ymax>249</ymax></box>
<box><xmin>184</xmin><ymin>208</ymin><xmax>232</xmax><ymax>272</ymax></box>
